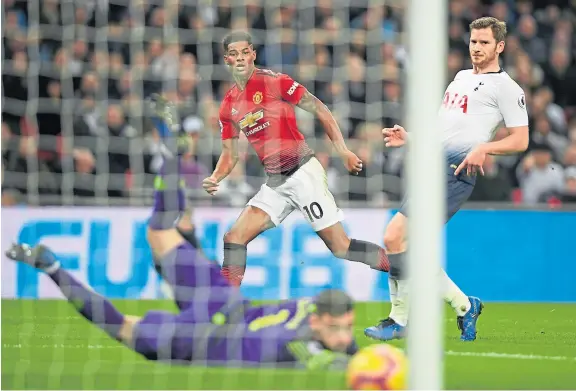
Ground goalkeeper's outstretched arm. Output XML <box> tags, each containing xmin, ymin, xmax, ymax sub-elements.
<box><xmin>286</xmin><ymin>340</ymin><xmax>357</xmax><ymax>370</ymax></box>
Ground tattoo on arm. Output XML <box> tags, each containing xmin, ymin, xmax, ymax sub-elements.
<box><xmin>222</xmin><ymin>137</ymin><xmax>239</xmax><ymax>158</ymax></box>
<box><xmin>297</xmin><ymin>91</ymin><xmax>322</xmax><ymax>114</ymax></box>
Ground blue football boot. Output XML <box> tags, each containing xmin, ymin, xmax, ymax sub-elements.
<box><xmin>457</xmin><ymin>296</ymin><xmax>484</xmax><ymax>341</ymax></box>
<box><xmin>364</xmin><ymin>318</ymin><xmax>407</xmax><ymax>341</ymax></box>
<box><xmin>5</xmin><ymin>243</ymin><xmax>59</xmax><ymax>271</ymax></box>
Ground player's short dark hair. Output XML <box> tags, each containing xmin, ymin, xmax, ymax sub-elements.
<box><xmin>469</xmin><ymin>17</ymin><xmax>507</xmax><ymax>43</ymax></box>
<box><xmin>315</xmin><ymin>289</ymin><xmax>354</xmax><ymax>317</ymax></box>
<box><xmin>222</xmin><ymin>31</ymin><xmax>253</xmax><ymax>52</ymax></box>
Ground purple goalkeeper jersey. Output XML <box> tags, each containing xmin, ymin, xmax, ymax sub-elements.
<box><xmin>203</xmin><ymin>297</ymin><xmax>359</xmax><ymax>368</ymax></box>
<box><xmin>134</xmin><ymin>297</ymin><xmax>357</xmax><ymax>369</ymax></box>
<box><xmin>132</xmin><ymin>243</ymin><xmax>356</xmax><ymax>369</ymax></box>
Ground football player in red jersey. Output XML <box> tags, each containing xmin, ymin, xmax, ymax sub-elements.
<box><xmin>202</xmin><ymin>31</ymin><xmax>391</xmax><ymax>286</ymax></box>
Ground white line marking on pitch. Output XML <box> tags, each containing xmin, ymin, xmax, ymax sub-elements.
<box><xmin>3</xmin><ymin>344</ymin><xmax>576</xmax><ymax>362</ymax></box>
<box><xmin>445</xmin><ymin>350</ymin><xmax>576</xmax><ymax>362</ymax></box>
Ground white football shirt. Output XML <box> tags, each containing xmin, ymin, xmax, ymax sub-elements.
<box><xmin>438</xmin><ymin>69</ymin><xmax>528</xmax><ymax>162</ymax></box>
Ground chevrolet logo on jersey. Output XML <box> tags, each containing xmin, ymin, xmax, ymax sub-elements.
<box><xmin>238</xmin><ymin>110</ymin><xmax>264</xmax><ymax>130</ymax></box>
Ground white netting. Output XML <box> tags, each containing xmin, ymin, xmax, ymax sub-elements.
<box><xmin>2</xmin><ymin>0</ymin><xmax>414</xmax><ymax>208</ymax></box>
<box><xmin>3</xmin><ymin>0</ymin><xmax>576</xmax><ymax>389</ymax></box>
<box><xmin>3</xmin><ymin>0</ymin><xmax>575</xmax><ymax>208</ymax></box>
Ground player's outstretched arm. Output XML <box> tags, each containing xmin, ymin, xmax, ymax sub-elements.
<box><xmin>296</xmin><ymin>91</ymin><xmax>363</xmax><ymax>174</ymax></box>
<box><xmin>202</xmin><ymin>138</ymin><xmax>239</xmax><ymax>195</ymax></box>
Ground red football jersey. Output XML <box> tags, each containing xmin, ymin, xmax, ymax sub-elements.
<box><xmin>219</xmin><ymin>68</ymin><xmax>314</xmax><ymax>175</ymax></box>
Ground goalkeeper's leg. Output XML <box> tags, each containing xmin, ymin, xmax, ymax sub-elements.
<box><xmin>145</xmin><ymin>94</ymin><xmax>205</xmax><ymax>256</ymax></box>
<box><xmin>145</xmin><ymin>94</ymin><xmax>219</xmax><ymax>308</ymax></box>
<box><xmin>5</xmin><ymin>244</ymin><xmax>135</xmax><ymax>343</ymax></box>
<box><xmin>175</xmin><ymin>205</ymin><xmax>210</xmax><ymax>260</ymax></box>
<box><xmin>146</xmin><ymin>94</ymin><xmax>188</xmax><ymax>258</ymax></box>
<box><xmin>148</xmin><ymin>170</ymin><xmax>241</xmax><ymax>314</ymax></box>
<box><xmin>4</xmin><ymin>243</ymin><xmax>221</xmax><ymax>363</ymax></box>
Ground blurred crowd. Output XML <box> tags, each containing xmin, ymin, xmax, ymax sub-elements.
<box><xmin>2</xmin><ymin>0</ymin><xmax>576</xmax><ymax>207</ymax></box>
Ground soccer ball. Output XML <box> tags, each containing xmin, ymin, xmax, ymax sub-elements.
<box><xmin>346</xmin><ymin>344</ymin><xmax>408</xmax><ymax>390</ymax></box>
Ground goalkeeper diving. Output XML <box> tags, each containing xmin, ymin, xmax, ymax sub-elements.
<box><xmin>5</xmin><ymin>95</ymin><xmax>358</xmax><ymax>370</ymax></box>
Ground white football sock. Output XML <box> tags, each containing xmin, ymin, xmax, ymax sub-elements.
<box><xmin>388</xmin><ymin>277</ymin><xmax>399</xmax><ymax>317</ymax></box>
<box><xmin>43</xmin><ymin>262</ymin><xmax>61</xmax><ymax>275</ymax></box>
<box><xmin>159</xmin><ymin>279</ymin><xmax>174</xmax><ymax>299</ymax></box>
<box><xmin>439</xmin><ymin>268</ymin><xmax>470</xmax><ymax>316</ymax></box>
<box><xmin>389</xmin><ymin>278</ymin><xmax>409</xmax><ymax>326</ymax></box>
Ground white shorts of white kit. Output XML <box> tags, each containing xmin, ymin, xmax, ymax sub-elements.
<box><xmin>247</xmin><ymin>157</ymin><xmax>344</xmax><ymax>231</ymax></box>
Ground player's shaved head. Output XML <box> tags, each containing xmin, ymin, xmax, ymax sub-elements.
<box><xmin>469</xmin><ymin>17</ymin><xmax>507</xmax><ymax>43</ymax></box>
<box><xmin>315</xmin><ymin>289</ymin><xmax>354</xmax><ymax>317</ymax></box>
<box><xmin>222</xmin><ymin>31</ymin><xmax>253</xmax><ymax>52</ymax></box>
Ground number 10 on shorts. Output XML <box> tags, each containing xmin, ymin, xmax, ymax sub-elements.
<box><xmin>303</xmin><ymin>202</ymin><xmax>324</xmax><ymax>222</ymax></box>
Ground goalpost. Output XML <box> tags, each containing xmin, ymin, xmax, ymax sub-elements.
<box><xmin>405</xmin><ymin>0</ymin><xmax>447</xmax><ymax>389</ymax></box>
<box><xmin>2</xmin><ymin>0</ymin><xmax>449</xmax><ymax>388</ymax></box>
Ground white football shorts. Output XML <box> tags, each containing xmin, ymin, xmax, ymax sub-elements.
<box><xmin>247</xmin><ymin>157</ymin><xmax>344</xmax><ymax>231</ymax></box>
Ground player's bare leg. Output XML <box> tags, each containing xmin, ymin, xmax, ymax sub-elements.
<box><xmin>221</xmin><ymin>205</ymin><xmax>275</xmax><ymax>286</ymax></box>
<box><xmin>118</xmin><ymin>315</ymin><xmax>141</xmax><ymax>345</ymax></box>
<box><xmin>316</xmin><ymin>222</ymin><xmax>390</xmax><ymax>273</ymax></box>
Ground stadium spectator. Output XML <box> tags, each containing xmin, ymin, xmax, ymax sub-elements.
<box><xmin>179</xmin><ymin>115</ymin><xmax>210</xmax><ymax>191</ymax></box>
<box><xmin>516</xmin><ymin>144</ymin><xmax>565</xmax><ymax>204</ymax></box>
<box><xmin>1</xmin><ymin>0</ymin><xmax>575</xmax><ymax>207</ymax></box>
<box><xmin>469</xmin><ymin>154</ymin><xmax>513</xmax><ymax>202</ymax></box>
<box><xmin>1</xmin><ymin>188</ymin><xmax>24</xmax><ymax>206</ymax></box>
<box><xmin>530</xmin><ymin>115</ymin><xmax>569</xmax><ymax>162</ymax></box>
<box><xmin>561</xmin><ymin>167</ymin><xmax>576</xmax><ymax>203</ymax></box>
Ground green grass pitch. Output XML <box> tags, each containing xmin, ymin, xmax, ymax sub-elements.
<box><xmin>2</xmin><ymin>300</ymin><xmax>575</xmax><ymax>390</ymax></box>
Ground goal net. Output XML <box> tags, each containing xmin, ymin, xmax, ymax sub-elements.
<box><xmin>2</xmin><ymin>0</ymin><xmax>410</xmax><ymax>388</ymax></box>
<box><xmin>3</xmin><ymin>0</ymin><xmax>576</xmax><ymax>389</ymax></box>
<box><xmin>2</xmin><ymin>0</ymin><xmax>408</xmax><ymax>207</ymax></box>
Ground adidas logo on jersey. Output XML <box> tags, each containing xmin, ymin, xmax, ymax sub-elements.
<box><xmin>231</xmin><ymin>108</ymin><xmax>238</xmax><ymax>115</ymax></box>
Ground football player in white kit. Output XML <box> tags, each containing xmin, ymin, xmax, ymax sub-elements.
<box><xmin>365</xmin><ymin>17</ymin><xmax>529</xmax><ymax>342</ymax></box>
